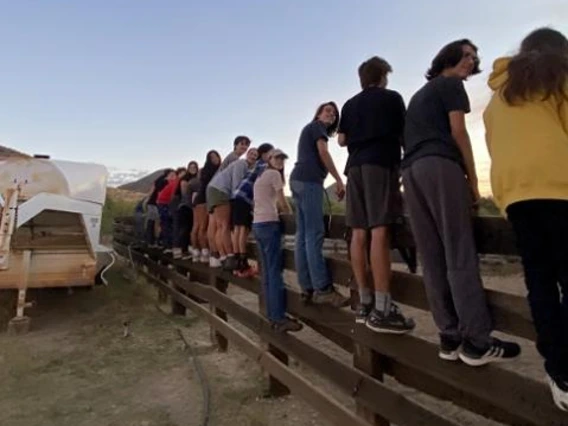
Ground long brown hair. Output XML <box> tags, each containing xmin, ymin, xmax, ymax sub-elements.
<box><xmin>503</xmin><ymin>28</ymin><xmax>568</xmax><ymax>106</ymax></box>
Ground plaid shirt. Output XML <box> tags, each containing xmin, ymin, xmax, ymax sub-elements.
<box><xmin>232</xmin><ymin>159</ymin><xmax>267</xmax><ymax>204</ymax></box>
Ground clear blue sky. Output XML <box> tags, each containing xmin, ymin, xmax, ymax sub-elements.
<box><xmin>1</xmin><ymin>0</ymin><xmax>566</xmax><ymax>192</ymax></box>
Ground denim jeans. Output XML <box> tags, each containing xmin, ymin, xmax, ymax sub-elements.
<box><xmin>507</xmin><ymin>200</ymin><xmax>568</xmax><ymax>382</ymax></box>
<box><xmin>290</xmin><ymin>180</ymin><xmax>331</xmax><ymax>293</ymax></box>
<box><xmin>253</xmin><ymin>222</ymin><xmax>286</xmax><ymax>322</ymax></box>
<box><xmin>157</xmin><ymin>204</ymin><xmax>173</xmax><ymax>248</ymax></box>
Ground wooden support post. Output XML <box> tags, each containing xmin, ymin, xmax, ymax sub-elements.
<box><xmin>209</xmin><ymin>273</ymin><xmax>229</xmax><ymax>352</ymax></box>
<box><xmin>157</xmin><ymin>260</ymin><xmax>167</xmax><ymax>303</ymax></box>
<box><xmin>169</xmin><ymin>278</ymin><xmax>186</xmax><ymax>316</ymax></box>
<box><xmin>353</xmin><ymin>343</ymin><xmax>389</xmax><ymax>426</ymax></box>
<box><xmin>8</xmin><ymin>250</ymin><xmax>32</xmax><ymax>335</ymax></box>
<box><xmin>257</xmin><ymin>248</ymin><xmax>290</xmax><ymax>397</ymax></box>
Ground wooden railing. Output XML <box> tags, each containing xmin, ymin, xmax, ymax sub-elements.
<box><xmin>112</xmin><ymin>215</ymin><xmax>565</xmax><ymax>426</ymax></box>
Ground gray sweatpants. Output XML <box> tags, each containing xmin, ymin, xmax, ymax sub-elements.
<box><xmin>402</xmin><ymin>156</ymin><xmax>492</xmax><ymax>348</ymax></box>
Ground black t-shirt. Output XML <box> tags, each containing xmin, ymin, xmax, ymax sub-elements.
<box><xmin>338</xmin><ymin>87</ymin><xmax>405</xmax><ymax>172</ymax></box>
<box><xmin>289</xmin><ymin>121</ymin><xmax>329</xmax><ymax>184</ymax></box>
<box><xmin>402</xmin><ymin>76</ymin><xmax>470</xmax><ymax>168</ymax></box>
<box><xmin>147</xmin><ymin>175</ymin><xmax>167</xmax><ymax>205</ymax></box>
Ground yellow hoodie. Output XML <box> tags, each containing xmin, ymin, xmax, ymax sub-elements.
<box><xmin>483</xmin><ymin>57</ymin><xmax>568</xmax><ymax>214</ymax></box>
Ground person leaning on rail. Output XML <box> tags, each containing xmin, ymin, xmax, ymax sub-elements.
<box><xmin>289</xmin><ymin>102</ymin><xmax>350</xmax><ymax>308</ymax></box>
<box><xmin>338</xmin><ymin>56</ymin><xmax>415</xmax><ymax>335</ymax></box>
<box><xmin>484</xmin><ymin>27</ymin><xmax>568</xmax><ymax>412</ymax></box>
<box><xmin>401</xmin><ymin>38</ymin><xmax>521</xmax><ymax>366</ymax></box>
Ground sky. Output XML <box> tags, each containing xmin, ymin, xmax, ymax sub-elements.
<box><xmin>1</xmin><ymin>0</ymin><xmax>567</xmax><ymax>192</ymax></box>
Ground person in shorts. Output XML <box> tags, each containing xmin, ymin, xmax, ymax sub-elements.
<box><xmin>231</xmin><ymin>143</ymin><xmax>274</xmax><ymax>275</ymax></box>
<box><xmin>338</xmin><ymin>56</ymin><xmax>414</xmax><ymax>334</ymax></box>
<box><xmin>206</xmin><ymin>148</ymin><xmax>258</xmax><ymax>269</ymax></box>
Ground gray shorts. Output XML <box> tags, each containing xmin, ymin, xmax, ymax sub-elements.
<box><xmin>346</xmin><ymin>164</ymin><xmax>402</xmax><ymax>229</ymax></box>
<box><xmin>206</xmin><ymin>186</ymin><xmax>230</xmax><ymax>213</ymax></box>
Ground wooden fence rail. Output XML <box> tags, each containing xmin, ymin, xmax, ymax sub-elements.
<box><xmin>112</xmin><ymin>215</ymin><xmax>566</xmax><ymax>426</ymax></box>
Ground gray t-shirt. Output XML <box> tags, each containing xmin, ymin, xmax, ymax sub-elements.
<box><xmin>402</xmin><ymin>76</ymin><xmax>470</xmax><ymax>168</ymax></box>
<box><xmin>290</xmin><ymin>121</ymin><xmax>329</xmax><ymax>184</ymax></box>
<box><xmin>219</xmin><ymin>151</ymin><xmax>240</xmax><ymax>171</ymax></box>
<box><xmin>209</xmin><ymin>159</ymin><xmax>249</xmax><ymax>195</ymax></box>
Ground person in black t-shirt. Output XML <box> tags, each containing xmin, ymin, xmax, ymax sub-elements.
<box><xmin>338</xmin><ymin>56</ymin><xmax>414</xmax><ymax>334</ymax></box>
<box><xmin>402</xmin><ymin>39</ymin><xmax>520</xmax><ymax>366</ymax></box>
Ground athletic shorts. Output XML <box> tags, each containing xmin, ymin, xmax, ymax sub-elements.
<box><xmin>345</xmin><ymin>164</ymin><xmax>402</xmax><ymax>229</ymax></box>
<box><xmin>231</xmin><ymin>198</ymin><xmax>253</xmax><ymax>229</ymax></box>
<box><xmin>206</xmin><ymin>186</ymin><xmax>230</xmax><ymax>213</ymax></box>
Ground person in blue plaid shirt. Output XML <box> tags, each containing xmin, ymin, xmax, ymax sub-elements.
<box><xmin>231</xmin><ymin>143</ymin><xmax>274</xmax><ymax>275</ymax></box>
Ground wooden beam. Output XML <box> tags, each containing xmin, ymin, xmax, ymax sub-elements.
<box><xmin>130</xmin><ymin>256</ymin><xmax>461</xmax><ymax>426</ymax></box>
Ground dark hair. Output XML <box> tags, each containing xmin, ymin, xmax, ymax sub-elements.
<box><xmin>426</xmin><ymin>39</ymin><xmax>481</xmax><ymax>80</ymax></box>
<box><xmin>175</xmin><ymin>167</ymin><xmax>186</xmax><ymax>175</ymax></box>
<box><xmin>186</xmin><ymin>161</ymin><xmax>199</xmax><ymax>179</ymax></box>
<box><xmin>358</xmin><ymin>56</ymin><xmax>392</xmax><ymax>89</ymax></box>
<box><xmin>502</xmin><ymin>28</ymin><xmax>568</xmax><ymax>106</ymax></box>
<box><xmin>200</xmin><ymin>150</ymin><xmax>221</xmax><ymax>187</ymax></box>
<box><xmin>162</xmin><ymin>168</ymin><xmax>174</xmax><ymax>176</ymax></box>
<box><xmin>312</xmin><ymin>102</ymin><xmax>340</xmax><ymax>136</ymax></box>
<box><xmin>257</xmin><ymin>143</ymin><xmax>274</xmax><ymax>157</ymax></box>
<box><xmin>233</xmin><ymin>136</ymin><xmax>251</xmax><ymax>148</ymax></box>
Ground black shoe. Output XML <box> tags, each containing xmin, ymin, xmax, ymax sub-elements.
<box><xmin>365</xmin><ymin>304</ymin><xmax>415</xmax><ymax>334</ymax></box>
<box><xmin>547</xmin><ymin>374</ymin><xmax>568</xmax><ymax>412</ymax></box>
<box><xmin>313</xmin><ymin>287</ymin><xmax>350</xmax><ymax>308</ymax></box>
<box><xmin>271</xmin><ymin>318</ymin><xmax>303</xmax><ymax>333</ymax></box>
<box><xmin>439</xmin><ymin>335</ymin><xmax>462</xmax><ymax>361</ymax></box>
<box><xmin>301</xmin><ymin>290</ymin><xmax>314</xmax><ymax>305</ymax></box>
<box><xmin>222</xmin><ymin>256</ymin><xmax>238</xmax><ymax>271</ymax></box>
<box><xmin>459</xmin><ymin>338</ymin><xmax>521</xmax><ymax>367</ymax></box>
<box><xmin>355</xmin><ymin>303</ymin><xmax>373</xmax><ymax>324</ymax></box>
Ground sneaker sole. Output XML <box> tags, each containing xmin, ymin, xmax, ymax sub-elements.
<box><xmin>365</xmin><ymin>322</ymin><xmax>413</xmax><ymax>335</ymax></box>
<box><xmin>459</xmin><ymin>353</ymin><xmax>520</xmax><ymax>367</ymax></box>
<box><xmin>439</xmin><ymin>351</ymin><xmax>460</xmax><ymax>361</ymax></box>
<box><xmin>355</xmin><ymin>318</ymin><xmax>367</xmax><ymax>324</ymax></box>
<box><xmin>547</xmin><ymin>376</ymin><xmax>568</xmax><ymax>412</ymax></box>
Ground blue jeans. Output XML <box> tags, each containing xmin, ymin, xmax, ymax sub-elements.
<box><xmin>158</xmin><ymin>204</ymin><xmax>173</xmax><ymax>248</ymax></box>
<box><xmin>254</xmin><ymin>222</ymin><xmax>286</xmax><ymax>322</ymax></box>
<box><xmin>290</xmin><ymin>180</ymin><xmax>331</xmax><ymax>293</ymax></box>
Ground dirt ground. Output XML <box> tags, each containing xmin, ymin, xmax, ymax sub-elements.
<box><xmin>0</xmin><ymin>266</ymin><xmax>331</xmax><ymax>426</ymax></box>
<box><xmin>0</xmin><ymin>257</ymin><xmax>543</xmax><ymax>426</ymax></box>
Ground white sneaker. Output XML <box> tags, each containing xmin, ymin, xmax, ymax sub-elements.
<box><xmin>172</xmin><ymin>248</ymin><xmax>182</xmax><ymax>259</ymax></box>
<box><xmin>209</xmin><ymin>257</ymin><xmax>222</xmax><ymax>268</ymax></box>
<box><xmin>191</xmin><ymin>248</ymin><xmax>201</xmax><ymax>262</ymax></box>
<box><xmin>200</xmin><ymin>249</ymin><xmax>210</xmax><ymax>263</ymax></box>
<box><xmin>547</xmin><ymin>374</ymin><xmax>568</xmax><ymax>412</ymax></box>
<box><xmin>163</xmin><ymin>248</ymin><xmax>173</xmax><ymax>254</ymax></box>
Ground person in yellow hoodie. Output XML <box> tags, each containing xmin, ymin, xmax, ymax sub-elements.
<box><xmin>484</xmin><ymin>27</ymin><xmax>568</xmax><ymax>412</ymax></box>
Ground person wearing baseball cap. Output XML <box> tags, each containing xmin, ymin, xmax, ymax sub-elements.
<box><xmin>252</xmin><ymin>147</ymin><xmax>302</xmax><ymax>332</ymax></box>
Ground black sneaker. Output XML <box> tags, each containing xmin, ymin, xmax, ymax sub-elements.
<box><xmin>313</xmin><ymin>287</ymin><xmax>350</xmax><ymax>308</ymax></box>
<box><xmin>222</xmin><ymin>256</ymin><xmax>238</xmax><ymax>271</ymax></box>
<box><xmin>355</xmin><ymin>303</ymin><xmax>373</xmax><ymax>324</ymax></box>
<box><xmin>271</xmin><ymin>318</ymin><xmax>303</xmax><ymax>333</ymax></box>
<box><xmin>459</xmin><ymin>338</ymin><xmax>521</xmax><ymax>367</ymax></box>
<box><xmin>547</xmin><ymin>374</ymin><xmax>568</xmax><ymax>412</ymax></box>
<box><xmin>301</xmin><ymin>290</ymin><xmax>314</xmax><ymax>305</ymax></box>
<box><xmin>365</xmin><ymin>305</ymin><xmax>415</xmax><ymax>334</ymax></box>
<box><xmin>439</xmin><ymin>335</ymin><xmax>462</xmax><ymax>361</ymax></box>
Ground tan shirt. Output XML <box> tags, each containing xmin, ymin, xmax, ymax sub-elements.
<box><xmin>253</xmin><ymin>169</ymin><xmax>283</xmax><ymax>223</ymax></box>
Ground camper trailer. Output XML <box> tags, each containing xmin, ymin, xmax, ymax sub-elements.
<box><xmin>0</xmin><ymin>152</ymin><xmax>110</xmax><ymax>332</ymax></box>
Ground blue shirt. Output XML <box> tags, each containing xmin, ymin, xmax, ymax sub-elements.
<box><xmin>290</xmin><ymin>121</ymin><xmax>329</xmax><ymax>184</ymax></box>
<box><xmin>232</xmin><ymin>159</ymin><xmax>267</xmax><ymax>204</ymax></box>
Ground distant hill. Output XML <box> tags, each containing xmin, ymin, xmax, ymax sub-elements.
<box><xmin>118</xmin><ymin>169</ymin><xmax>164</xmax><ymax>194</ymax></box>
<box><xmin>0</xmin><ymin>144</ymin><xmax>30</xmax><ymax>158</ymax></box>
